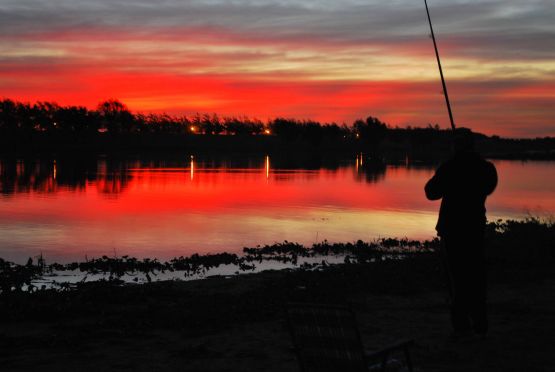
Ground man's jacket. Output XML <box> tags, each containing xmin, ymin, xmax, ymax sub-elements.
<box><xmin>425</xmin><ymin>151</ymin><xmax>498</xmax><ymax>237</ymax></box>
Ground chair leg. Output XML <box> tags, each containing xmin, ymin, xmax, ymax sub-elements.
<box><xmin>380</xmin><ymin>350</ymin><xmax>389</xmax><ymax>372</ymax></box>
<box><xmin>403</xmin><ymin>345</ymin><xmax>414</xmax><ymax>372</ymax></box>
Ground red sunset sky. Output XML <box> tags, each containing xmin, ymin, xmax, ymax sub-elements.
<box><xmin>1</xmin><ymin>0</ymin><xmax>554</xmax><ymax>137</ymax></box>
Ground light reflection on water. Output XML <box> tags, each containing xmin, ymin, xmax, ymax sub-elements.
<box><xmin>0</xmin><ymin>155</ymin><xmax>553</xmax><ymax>263</ymax></box>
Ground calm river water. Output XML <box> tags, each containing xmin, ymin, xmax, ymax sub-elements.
<box><xmin>0</xmin><ymin>155</ymin><xmax>553</xmax><ymax>263</ymax></box>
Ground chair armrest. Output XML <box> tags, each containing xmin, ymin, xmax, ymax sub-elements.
<box><xmin>364</xmin><ymin>339</ymin><xmax>414</xmax><ymax>360</ymax></box>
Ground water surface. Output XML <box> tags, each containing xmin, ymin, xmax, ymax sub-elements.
<box><xmin>1</xmin><ymin>155</ymin><xmax>553</xmax><ymax>262</ymax></box>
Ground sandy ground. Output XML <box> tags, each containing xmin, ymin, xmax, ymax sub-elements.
<box><xmin>1</xmin><ymin>255</ymin><xmax>554</xmax><ymax>372</ymax></box>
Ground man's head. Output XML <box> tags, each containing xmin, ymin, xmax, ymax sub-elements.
<box><xmin>453</xmin><ymin>127</ymin><xmax>475</xmax><ymax>152</ymax></box>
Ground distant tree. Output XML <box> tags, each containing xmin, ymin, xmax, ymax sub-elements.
<box><xmin>271</xmin><ymin>118</ymin><xmax>301</xmax><ymax>141</ymax></box>
<box><xmin>191</xmin><ymin>113</ymin><xmax>202</xmax><ymax>134</ymax></box>
<box><xmin>302</xmin><ymin>121</ymin><xmax>323</xmax><ymax>146</ymax></box>
<box><xmin>200</xmin><ymin>113</ymin><xmax>224</xmax><ymax>135</ymax></box>
<box><xmin>250</xmin><ymin>118</ymin><xmax>264</xmax><ymax>135</ymax></box>
<box><xmin>96</xmin><ymin>99</ymin><xmax>134</xmax><ymax>134</ymax></box>
<box><xmin>0</xmin><ymin>99</ymin><xmax>20</xmax><ymax>132</ymax></box>
<box><xmin>158</xmin><ymin>114</ymin><xmax>180</xmax><ymax>134</ymax></box>
<box><xmin>134</xmin><ymin>113</ymin><xmax>148</xmax><ymax>133</ymax></box>
<box><xmin>353</xmin><ymin>116</ymin><xmax>388</xmax><ymax>150</ymax></box>
<box><xmin>175</xmin><ymin>115</ymin><xmax>190</xmax><ymax>135</ymax></box>
<box><xmin>211</xmin><ymin>113</ymin><xmax>224</xmax><ymax>135</ymax></box>
<box><xmin>321</xmin><ymin>123</ymin><xmax>342</xmax><ymax>139</ymax></box>
<box><xmin>225</xmin><ymin>116</ymin><xmax>252</xmax><ymax>136</ymax></box>
<box><xmin>55</xmin><ymin>105</ymin><xmax>96</xmax><ymax>134</ymax></box>
<box><xmin>32</xmin><ymin>101</ymin><xmax>60</xmax><ymax>132</ymax></box>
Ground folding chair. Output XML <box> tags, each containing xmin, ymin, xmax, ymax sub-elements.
<box><xmin>286</xmin><ymin>303</ymin><xmax>414</xmax><ymax>372</ymax></box>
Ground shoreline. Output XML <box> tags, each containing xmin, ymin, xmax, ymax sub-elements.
<box><xmin>1</xmin><ymin>238</ymin><xmax>435</xmax><ymax>291</ymax></box>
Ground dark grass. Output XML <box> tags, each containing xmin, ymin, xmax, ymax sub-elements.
<box><xmin>1</xmin><ymin>251</ymin><xmax>554</xmax><ymax>371</ymax></box>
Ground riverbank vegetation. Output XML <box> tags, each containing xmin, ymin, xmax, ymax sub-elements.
<box><xmin>1</xmin><ymin>218</ymin><xmax>552</xmax><ymax>294</ymax></box>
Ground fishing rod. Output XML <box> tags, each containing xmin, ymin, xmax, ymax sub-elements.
<box><xmin>424</xmin><ymin>0</ymin><xmax>458</xmax><ymax>305</ymax></box>
<box><xmin>424</xmin><ymin>0</ymin><xmax>456</xmax><ymax>132</ymax></box>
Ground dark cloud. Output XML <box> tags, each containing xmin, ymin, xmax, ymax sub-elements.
<box><xmin>1</xmin><ymin>0</ymin><xmax>553</xmax><ymax>60</ymax></box>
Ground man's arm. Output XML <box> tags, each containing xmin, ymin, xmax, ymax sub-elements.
<box><xmin>484</xmin><ymin>161</ymin><xmax>498</xmax><ymax>195</ymax></box>
<box><xmin>425</xmin><ymin>165</ymin><xmax>446</xmax><ymax>200</ymax></box>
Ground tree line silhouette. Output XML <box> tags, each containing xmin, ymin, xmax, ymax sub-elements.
<box><xmin>0</xmin><ymin>98</ymin><xmax>362</xmax><ymax>138</ymax></box>
<box><xmin>1</xmin><ymin>98</ymin><xmax>553</xmax><ymax>158</ymax></box>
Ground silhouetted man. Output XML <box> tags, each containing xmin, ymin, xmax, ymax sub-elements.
<box><xmin>425</xmin><ymin>129</ymin><xmax>497</xmax><ymax>337</ymax></box>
